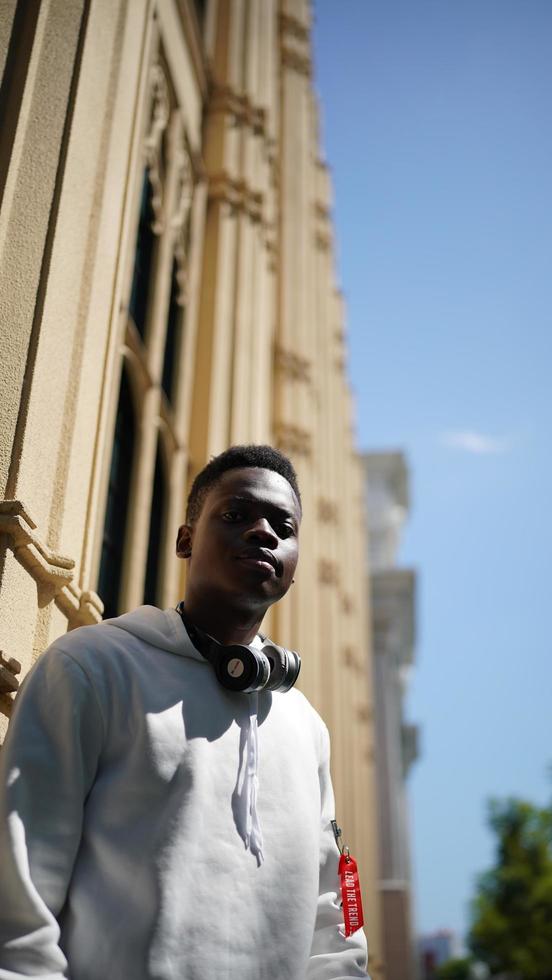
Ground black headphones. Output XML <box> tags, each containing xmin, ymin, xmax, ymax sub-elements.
<box><xmin>176</xmin><ymin>603</ymin><xmax>301</xmax><ymax>694</ymax></box>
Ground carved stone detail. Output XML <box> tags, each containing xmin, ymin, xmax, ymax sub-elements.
<box><xmin>144</xmin><ymin>64</ymin><xmax>171</xmax><ymax>234</ymax></box>
<box><xmin>314</xmin><ymin>201</ymin><xmax>331</xmax><ymax>222</ymax></box>
<box><xmin>318</xmin><ymin>558</ymin><xmax>339</xmax><ymax>585</ymax></box>
<box><xmin>315</xmin><ymin>229</ymin><xmax>331</xmax><ymax>252</ymax></box>
<box><xmin>274</xmin><ymin>344</ymin><xmax>311</xmax><ymax>383</ymax></box>
<box><xmin>0</xmin><ymin>501</ymin><xmax>104</xmax><ymax>628</ymax></box>
<box><xmin>357</xmin><ymin>703</ymin><xmax>374</xmax><ymax>724</ymax></box>
<box><xmin>317</xmin><ymin>497</ymin><xmax>339</xmax><ymax>524</ymax></box>
<box><xmin>274</xmin><ymin>423</ymin><xmax>311</xmax><ymax>458</ymax></box>
<box><xmin>0</xmin><ymin>653</ymin><xmax>21</xmax><ymax>696</ymax></box>
<box><xmin>279</xmin><ymin>12</ymin><xmax>310</xmax><ymax>43</ymax></box>
<box><xmin>209</xmin><ymin>83</ymin><xmax>267</xmax><ymax>138</ymax></box>
<box><xmin>208</xmin><ymin>171</ymin><xmax>264</xmax><ymax>223</ymax></box>
<box><xmin>341</xmin><ymin>592</ymin><xmax>355</xmax><ymax>614</ymax></box>
<box><xmin>171</xmin><ymin>124</ymin><xmax>194</xmax><ymax>306</ymax></box>
<box><xmin>281</xmin><ymin>46</ymin><xmax>312</xmax><ymax>78</ymax></box>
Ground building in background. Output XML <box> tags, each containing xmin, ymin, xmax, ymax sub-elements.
<box><xmin>0</xmin><ymin>1</ymin><xmax>384</xmax><ymax>973</ymax></box>
<box><xmin>419</xmin><ymin>929</ymin><xmax>464</xmax><ymax>978</ymax></box>
<box><xmin>365</xmin><ymin>452</ymin><xmax>419</xmax><ymax>980</ymax></box>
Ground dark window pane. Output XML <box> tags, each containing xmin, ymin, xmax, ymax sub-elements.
<box><xmin>143</xmin><ymin>441</ymin><xmax>166</xmax><ymax>606</ymax></box>
<box><xmin>128</xmin><ymin>169</ymin><xmax>156</xmax><ymax>339</ymax></box>
<box><xmin>193</xmin><ymin>0</ymin><xmax>206</xmax><ymax>30</ymax></box>
<box><xmin>161</xmin><ymin>258</ymin><xmax>185</xmax><ymax>403</ymax></box>
<box><xmin>98</xmin><ymin>369</ymin><xmax>135</xmax><ymax>619</ymax></box>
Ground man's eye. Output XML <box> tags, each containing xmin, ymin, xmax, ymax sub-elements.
<box><xmin>279</xmin><ymin>523</ymin><xmax>296</xmax><ymax>538</ymax></box>
<box><xmin>222</xmin><ymin>511</ymin><xmax>243</xmax><ymax>522</ymax></box>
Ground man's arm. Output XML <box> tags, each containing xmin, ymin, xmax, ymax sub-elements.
<box><xmin>308</xmin><ymin>722</ymin><xmax>370</xmax><ymax>980</ymax></box>
<box><xmin>0</xmin><ymin>646</ymin><xmax>104</xmax><ymax>979</ymax></box>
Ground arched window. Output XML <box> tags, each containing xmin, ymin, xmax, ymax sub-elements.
<box><xmin>143</xmin><ymin>439</ymin><xmax>166</xmax><ymax>606</ymax></box>
<box><xmin>128</xmin><ymin>169</ymin><xmax>156</xmax><ymax>339</ymax></box>
<box><xmin>97</xmin><ymin>368</ymin><xmax>135</xmax><ymax>619</ymax></box>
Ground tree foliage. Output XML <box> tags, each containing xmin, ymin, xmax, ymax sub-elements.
<box><xmin>468</xmin><ymin>797</ymin><xmax>552</xmax><ymax>979</ymax></box>
<box><xmin>435</xmin><ymin>957</ymin><xmax>474</xmax><ymax>980</ymax></box>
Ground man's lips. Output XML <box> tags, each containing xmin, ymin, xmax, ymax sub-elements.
<box><xmin>236</xmin><ymin>549</ymin><xmax>282</xmax><ymax>576</ymax></box>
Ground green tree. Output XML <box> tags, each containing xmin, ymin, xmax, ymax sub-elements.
<box><xmin>435</xmin><ymin>956</ymin><xmax>473</xmax><ymax>980</ymax></box>
<box><xmin>468</xmin><ymin>797</ymin><xmax>552</xmax><ymax>979</ymax></box>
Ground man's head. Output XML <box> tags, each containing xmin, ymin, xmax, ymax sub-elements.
<box><xmin>176</xmin><ymin>446</ymin><xmax>302</xmax><ymax>627</ymax></box>
<box><xmin>184</xmin><ymin>444</ymin><xmax>301</xmax><ymax>527</ymax></box>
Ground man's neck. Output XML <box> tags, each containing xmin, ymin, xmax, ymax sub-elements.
<box><xmin>182</xmin><ymin>593</ymin><xmax>266</xmax><ymax>646</ymax></box>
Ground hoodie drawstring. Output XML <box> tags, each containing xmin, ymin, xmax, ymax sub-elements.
<box><xmin>232</xmin><ymin>693</ymin><xmax>264</xmax><ymax>866</ymax></box>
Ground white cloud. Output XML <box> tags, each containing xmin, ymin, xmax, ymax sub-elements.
<box><xmin>441</xmin><ymin>430</ymin><xmax>510</xmax><ymax>455</ymax></box>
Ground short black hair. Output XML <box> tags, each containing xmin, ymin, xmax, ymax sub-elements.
<box><xmin>186</xmin><ymin>444</ymin><xmax>302</xmax><ymax>525</ymax></box>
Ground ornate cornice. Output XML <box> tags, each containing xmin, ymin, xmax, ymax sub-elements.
<box><xmin>0</xmin><ymin>501</ymin><xmax>104</xmax><ymax>629</ymax></box>
<box><xmin>279</xmin><ymin>12</ymin><xmax>310</xmax><ymax>43</ymax></box>
<box><xmin>274</xmin><ymin>422</ymin><xmax>311</xmax><ymax>457</ymax></box>
<box><xmin>318</xmin><ymin>558</ymin><xmax>339</xmax><ymax>586</ymax></box>
<box><xmin>317</xmin><ymin>497</ymin><xmax>339</xmax><ymax>524</ymax></box>
<box><xmin>314</xmin><ymin>200</ymin><xmax>331</xmax><ymax>222</ymax></box>
<box><xmin>315</xmin><ymin>229</ymin><xmax>331</xmax><ymax>252</ymax></box>
<box><xmin>208</xmin><ymin>83</ymin><xmax>267</xmax><ymax>139</ymax></box>
<box><xmin>274</xmin><ymin>344</ymin><xmax>311</xmax><ymax>383</ymax></box>
<box><xmin>280</xmin><ymin>46</ymin><xmax>312</xmax><ymax>78</ymax></box>
<box><xmin>208</xmin><ymin>171</ymin><xmax>264</xmax><ymax>223</ymax></box>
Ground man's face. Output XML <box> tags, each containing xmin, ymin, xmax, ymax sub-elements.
<box><xmin>177</xmin><ymin>467</ymin><xmax>301</xmax><ymax>611</ymax></box>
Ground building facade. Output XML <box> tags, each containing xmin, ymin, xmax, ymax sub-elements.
<box><xmin>0</xmin><ymin>0</ymin><xmax>384</xmax><ymax>972</ymax></box>
<box><xmin>364</xmin><ymin>452</ymin><xmax>420</xmax><ymax>980</ymax></box>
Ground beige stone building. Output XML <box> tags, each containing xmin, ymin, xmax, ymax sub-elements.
<box><xmin>365</xmin><ymin>453</ymin><xmax>420</xmax><ymax>980</ymax></box>
<box><xmin>0</xmin><ymin>1</ymin><xmax>383</xmax><ymax>972</ymax></box>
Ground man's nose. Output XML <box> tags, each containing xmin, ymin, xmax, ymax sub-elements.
<box><xmin>243</xmin><ymin>518</ymin><xmax>278</xmax><ymax>545</ymax></box>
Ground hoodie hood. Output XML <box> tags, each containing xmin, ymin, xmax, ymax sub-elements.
<box><xmin>103</xmin><ymin>605</ymin><xmax>205</xmax><ymax>663</ymax></box>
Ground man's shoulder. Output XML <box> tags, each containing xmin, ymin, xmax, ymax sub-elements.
<box><xmin>276</xmin><ymin>686</ymin><xmax>330</xmax><ymax>739</ymax></box>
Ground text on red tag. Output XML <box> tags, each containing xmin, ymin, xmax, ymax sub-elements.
<box><xmin>338</xmin><ymin>853</ymin><xmax>364</xmax><ymax>937</ymax></box>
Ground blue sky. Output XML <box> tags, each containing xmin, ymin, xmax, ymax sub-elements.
<box><xmin>312</xmin><ymin>0</ymin><xmax>552</xmax><ymax>941</ymax></box>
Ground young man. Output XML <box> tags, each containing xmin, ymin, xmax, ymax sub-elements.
<box><xmin>0</xmin><ymin>445</ymin><xmax>369</xmax><ymax>979</ymax></box>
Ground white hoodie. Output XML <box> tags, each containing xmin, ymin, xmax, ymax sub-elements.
<box><xmin>0</xmin><ymin>606</ymin><xmax>369</xmax><ymax>980</ymax></box>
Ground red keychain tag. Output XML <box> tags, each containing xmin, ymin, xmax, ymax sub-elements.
<box><xmin>332</xmin><ymin>820</ymin><xmax>364</xmax><ymax>937</ymax></box>
<box><xmin>338</xmin><ymin>851</ymin><xmax>364</xmax><ymax>937</ymax></box>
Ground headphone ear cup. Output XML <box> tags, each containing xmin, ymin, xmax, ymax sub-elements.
<box><xmin>216</xmin><ymin>645</ymin><xmax>271</xmax><ymax>692</ymax></box>
<box><xmin>262</xmin><ymin>643</ymin><xmax>287</xmax><ymax>691</ymax></box>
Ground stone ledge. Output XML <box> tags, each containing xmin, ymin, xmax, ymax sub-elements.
<box><xmin>0</xmin><ymin>500</ymin><xmax>104</xmax><ymax>628</ymax></box>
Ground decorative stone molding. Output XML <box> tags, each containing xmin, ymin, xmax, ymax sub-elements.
<box><xmin>279</xmin><ymin>12</ymin><xmax>310</xmax><ymax>43</ymax></box>
<box><xmin>357</xmin><ymin>703</ymin><xmax>374</xmax><ymax>724</ymax></box>
<box><xmin>280</xmin><ymin>46</ymin><xmax>312</xmax><ymax>78</ymax></box>
<box><xmin>274</xmin><ymin>423</ymin><xmax>312</xmax><ymax>458</ymax></box>
<box><xmin>343</xmin><ymin>646</ymin><xmax>358</xmax><ymax>670</ymax></box>
<box><xmin>144</xmin><ymin>64</ymin><xmax>171</xmax><ymax>234</ymax></box>
<box><xmin>274</xmin><ymin>344</ymin><xmax>311</xmax><ymax>383</ymax></box>
<box><xmin>318</xmin><ymin>558</ymin><xmax>339</xmax><ymax>586</ymax></box>
<box><xmin>314</xmin><ymin>200</ymin><xmax>331</xmax><ymax>223</ymax></box>
<box><xmin>171</xmin><ymin>124</ymin><xmax>194</xmax><ymax>306</ymax></box>
<box><xmin>317</xmin><ymin>497</ymin><xmax>339</xmax><ymax>524</ymax></box>
<box><xmin>209</xmin><ymin>83</ymin><xmax>267</xmax><ymax>139</ymax></box>
<box><xmin>0</xmin><ymin>653</ymin><xmax>21</xmax><ymax>696</ymax></box>
<box><xmin>341</xmin><ymin>592</ymin><xmax>355</xmax><ymax>614</ymax></box>
<box><xmin>208</xmin><ymin>171</ymin><xmax>264</xmax><ymax>223</ymax></box>
<box><xmin>0</xmin><ymin>501</ymin><xmax>104</xmax><ymax>628</ymax></box>
<box><xmin>315</xmin><ymin>229</ymin><xmax>331</xmax><ymax>252</ymax></box>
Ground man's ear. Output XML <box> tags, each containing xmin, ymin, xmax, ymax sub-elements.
<box><xmin>176</xmin><ymin>524</ymin><xmax>193</xmax><ymax>559</ymax></box>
